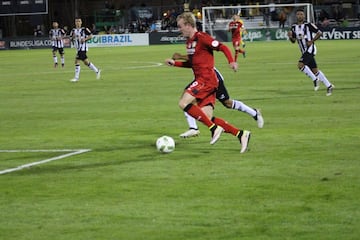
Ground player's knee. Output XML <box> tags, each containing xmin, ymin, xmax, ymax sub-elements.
<box><xmin>225</xmin><ymin>100</ymin><xmax>233</xmax><ymax>108</ymax></box>
<box><xmin>179</xmin><ymin>100</ymin><xmax>188</xmax><ymax>110</ymax></box>
<box><xmin>221</xmin><ymin>99</ymin><xmax>232</xmax><ymax>108</ymax></box>
<box><xmin>297</xmin><ymin>62</ymin><xmax>304</xmax><ymax>70</ymax></box>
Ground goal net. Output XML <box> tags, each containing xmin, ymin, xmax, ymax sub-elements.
<box><xmin>201</xmin><ymin>3</ymin><xmax>314</xmax><ymax>37</ymax></box>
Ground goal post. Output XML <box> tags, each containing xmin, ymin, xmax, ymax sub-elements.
<box><xmin>201</xmin><ymin>3</ymin><xmax>314</xmax><ymax>37</ymax></box>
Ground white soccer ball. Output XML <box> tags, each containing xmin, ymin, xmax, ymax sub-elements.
<box><xmin>156</xmin><ymin>135</ymin><xmax>175</xmax><ymax>153</ymax></box>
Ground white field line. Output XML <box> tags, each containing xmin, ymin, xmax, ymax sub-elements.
<box><xmin>0</xmin><ymin>149</ymin><xmax>91</xmax><ymax>175</ymax></box>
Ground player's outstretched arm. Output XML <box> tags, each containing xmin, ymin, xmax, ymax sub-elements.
<box><xmin>165</xmin><ymin>57</ymin><xmax>192</xmax><ymax>68</ymax></box>
<box><xmin>172</xmin><ymin>53</ymin><xmax>188</xmax><ymax>61</ymax></box>
<box><xmin>219</xmin><ymin>44</ymin><xmax>237</xmax><ymax>72</ymax></box>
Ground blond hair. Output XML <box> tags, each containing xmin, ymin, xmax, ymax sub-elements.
<box><xmin>177</xmin><ymin>12</ymin><xmax>196</xmax><ymax>28</ymax></box>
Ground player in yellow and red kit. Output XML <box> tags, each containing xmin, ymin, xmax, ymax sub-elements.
<box><xmin>228</xmin><ymin>14</ymin><xmax>246</xmax><ymax>61</ymax></box>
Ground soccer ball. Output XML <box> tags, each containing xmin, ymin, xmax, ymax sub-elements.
<box><xmin>156</xmin><ymin>135</ymin><xmax>175</xmax><ymax>153</ymax></box>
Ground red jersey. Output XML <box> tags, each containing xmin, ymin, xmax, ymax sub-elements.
<box><xmin>228</xmin><ymin>20</ymin><xmax>244</xmax><ymax>40</ymax></box>
<box><xmin>173</xmin><ymin>31</ymin><xmax>234</xmax><ymax>107</ymax></box>
<box><xmin>175</xmin><ymin>31</ymin><xmax>233</xmax><ymax>87</ymax></box>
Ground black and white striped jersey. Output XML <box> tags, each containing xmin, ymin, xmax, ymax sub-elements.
<box><xmin>70</xmin><ymin>27</ymin><xmax>92</xmax><ymax>52</ymax></box>
<box><xmin>49</xmin><ymin>28</ymin><xmax>66</xmax><ymax>48</ymax></box>
<box><xmin>290</xmin><ymin>22</ymin><xmax>321</xmax><ymax>55</ymax></box>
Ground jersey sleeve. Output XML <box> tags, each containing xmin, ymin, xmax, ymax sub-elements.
<box><xmin>200</xmin><ymin>33</ymin><xmax>235</xmax><ymax>63</ymax></box>
<box><xmin>199</xmin><ymin>32</ymin><xmax>219</xmax><ymax>50</ymax></box>
<box><xmin>174</xmin><ymin>61</ymin><xmax>192</xmax><ymax>68</ymax></box>
<box><xmin>290</xmin><ymin>25</ymin><xmax>296</xmax><ymax>38</ymax></box>
<box><xmin>219</xmin><ymin>44</ymin><xmax>234</xmax><ymax>63</ymax></box>
<box><xmin>308</xmin><ymin>23</ymin><xmax>321</xmax><ymax>34</ymax></box>
<box><xmin>85</xmin><ymin>28</ymin><xmax>92</xmax><ymax>36</ymax></box>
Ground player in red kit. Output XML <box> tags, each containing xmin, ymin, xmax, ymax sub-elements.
<box><xmin>228</xmin><ymin>14</ymin><xmax>246</xmax><ymax>61</ymax></box>
<box><xmin>165</xmin><ymin>12</ymin><xmax>251</xmax><ymax>153</ymax></box>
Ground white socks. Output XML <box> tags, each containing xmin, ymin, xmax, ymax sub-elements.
<box><xmin>301</xmin><ymin>65</ymin><xmax>317</xmax><ymax>81</ymax></box>
<box><xmin>88</xmin><ymin>62</ymin><xmax>99</xmax><ymax>73</ymax></box>
<box><xmin>232</xmin><ymin>100</ymin><xmax>257</xmax><ymax>117</ymax></box>
<box><xmin>301</xmin><ymin>66</ymin><xmax>332</xmax><ymax>88</ymax></box>
<box><xmin>74</xmin><ymin>62</ymin><xmax>99</xmax><ymax>80</ymax></box>
<box><xmin>184</xmin><ymin>111</ymin><xmax>198</xmax><ymax>130</ymax></box>
<box><xmin>316</xmin><ymin>70</ymin><xmax>332</xmax><ymax>87</ymax></box>
<box><xmin>75</xmin><ymin>64</ymin><xmax>80</xmax><ymax>79</ymax></box>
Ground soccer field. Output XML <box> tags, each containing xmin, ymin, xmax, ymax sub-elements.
<box><xmin>0</xmin><ymin>40</ymin><xmax>359</xmax><ymax>239</ymax></box>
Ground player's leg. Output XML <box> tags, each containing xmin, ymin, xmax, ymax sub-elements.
<box><xmin>52</xmin><ymin>48</ymin><xmax>58</xmax><ymax>68</ymax></box>
<box><xmin>212</xmin><ymin>116</ymin><xmax>251</xmax><ymax>153</ymax></box>
<box><xmin>298</xmin><ymin>58</ymin><xmax>319</xmax><ymax>91</ymax></box>
<box><xmin>59</xmin><ymin>48</ymin><xmax>65</xmax><ymax>67</ymax></box>
<box><xmin>85</xmin><ymin>59</ymin><xmax>98</xmax><ymax>72</ymax></box>
<box><xmin>234</xmin><ymin>47</ymin><xmax>245</xmax><ymax>61</ymax></box>
<box><xmin>179</xmin><ymin>112</ymin><xmax>200</xmax><ymax>138</ymax></box>
<box><xmin>233</xmin><ymin>40</ymin><xmax>240</xmax><ymax>62</ymax></box>
<box><xmin>310</xmin><ymin>58</ymin><xmax>334</xmax><ymax>96</ymax></box>
<box><xmin>83</xmin><ymin>56</ymin><xmax>101</xmax><ymax>79</ymax></box>
<box><xmin>317</xmin><ymin>70</ymin><xmax>334</xmax><ymax>96</ymax></box>
<box><xmin>314</xmin><ymin>70</ymin><xmax>331</xmax><ymax>86</ymax></box>
<box><xmin>201</xmin><ymin>105</ymin><xmax>223</xmax><ymax>145</ymax></box>
<box><xmin>180</xmin><ymin>82</ymin><xmax>200</xmax><ymax>138</ymax></box>
<box><xmin>218</xmin><ymin>83</ymin><xmax>255</xmax><ymax>115</ymax></box>
<box><xmin>217</xmin><ymin>80</ymin><xmax>263</xmax><ymax>128</ymax></box>
<box><xmin>179</xmin><ymin>91</ymin><xmax>222</xmax><ymax>144</ymax></box>
<box><xmin>71</xmin><ymin>51</ymin><xmax>89</xmax><ymax>82</ymax></box>
<box><xmin>226</xmin><ymin>99</ymin><xmax>264</xmax><ymax>128</ymax></box>
<box><xmin>179</xmin><ymin>92</ymin><xmax>214</xmax><ymax>128</ymax></box>
<box><xmin>71</xmin><ymin>57</ymin><xmax>81</xmax><ymax>82</ymax></box>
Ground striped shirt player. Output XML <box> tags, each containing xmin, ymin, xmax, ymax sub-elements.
<box><xmin>288</xmin><ymin>8</ymin><xmax>334</xmax><ymax>96</ymax></box>
<box><xmin>171</xmin><ymin>52</ymin><xmax>263</xmax><ymax>138</ymax></box>
<box><xmin>69</xmin><ymin>18</ymin><xmax>101</xmax><ymax>82</ymax></box>
<box><xmin>70</xmin><ymin>27</ymin><xmax>90</xmax><ymax>52</ymax></box>
<box><xmin>49</xmin><ymin>21</ymin><xmax>66</xmax><ymax>67</ymax></box>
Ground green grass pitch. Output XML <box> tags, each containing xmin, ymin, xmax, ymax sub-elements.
<box><xmin>0</xmin><ymin>39</ymin><xmax>359</xmax><ymax>239</ymax></box>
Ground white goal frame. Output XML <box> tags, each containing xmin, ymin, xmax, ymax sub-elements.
<box><xmin>202</xmin><ymin>3</ymin><xmax>314</xmax><ymax>36</ymax></box>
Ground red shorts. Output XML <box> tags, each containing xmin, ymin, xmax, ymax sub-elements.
<box><xmin>232</xmin><ymin>38</ymin><xmax>241</xmax><ymax>48</ymax></box>
<box><xmin>185</xmin><ymin>79</ymin><xmax>217</xmax><ymax>108</ymax></box>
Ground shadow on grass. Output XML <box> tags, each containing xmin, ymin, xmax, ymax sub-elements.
<box><xmin>10</xmin><ymin>141</ymin><xmax>210</xmax><ymax>176</ymax></box>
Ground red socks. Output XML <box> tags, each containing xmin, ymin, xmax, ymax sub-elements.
<box><xmin>183</xmin><ymin>105</ymin><xmax>242</xmax><ymax>137</ymax></box>
<box><xmin>184</xmin><ymin>104</ymin><xmax>215</xmax><ymax>129</ymax></box>
<box><xmin>212</xmin><ymin>117</ymin><xmax>240</xmax><ymax>137</ymax></box>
